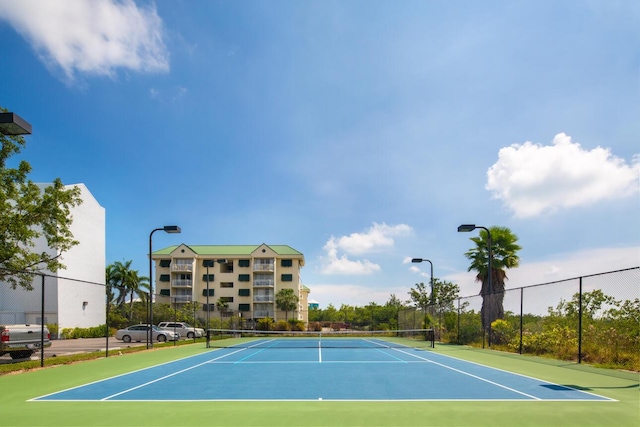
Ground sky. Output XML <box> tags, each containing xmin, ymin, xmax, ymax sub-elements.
<box><xmin>0</xmin><ymin>0</ymin><xmax>638</xmax><ymax>309</ymax></box>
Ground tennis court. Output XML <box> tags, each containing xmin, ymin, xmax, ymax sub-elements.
<box><xmin>32</xmin><ymin>331</ymin><xmax>612</xmax><ymax>402</ymax></box>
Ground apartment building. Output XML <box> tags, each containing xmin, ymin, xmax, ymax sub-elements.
<box><xmin>152</xmin><ymin>243</ymin><xmax>308</xmax><ymax>326</ymax></box>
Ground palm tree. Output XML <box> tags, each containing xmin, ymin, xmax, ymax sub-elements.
<box><xmin>111</xmin><ymin>260</ymin><xmax>149</xmax><ymax>322</ymax></box>
<box><xmin>463</xmin><ymin>226</ymin><xmax>521</xmax><ymax>338</ymax></box>
<box><xmin>124</xmin><ymin>270</ymin><xmax>149</xmax><ymax>322</ymax></box>
<box><xmin>276</xmin><ymin>288</ymin><xmax>298</xmax><ymax>321</ymax></box>
<box><xmin>216</xmin><ymin>298</ymin><xmax>229</xmax><ymax>315</ymax></box>
<box><xmin>105</xmin><ymin>264</ymin><xmax>119</xmax><ymax>315</ymax></box>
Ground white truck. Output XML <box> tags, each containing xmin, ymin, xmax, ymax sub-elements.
<box><xmin>158</xmin><ymin>322</ymin><xmax>205</xmax><ymax>339</ymax></box>
<box><xmin>0</xmin><ymin>324</ymin><xmax>51</xmax><ymax>359</ymax></box>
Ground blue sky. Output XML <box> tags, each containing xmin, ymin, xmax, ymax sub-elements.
<box><xmin>0</xmin><ymin>1</ymin><xmax>638</xmax><ymax>308</ymax></box>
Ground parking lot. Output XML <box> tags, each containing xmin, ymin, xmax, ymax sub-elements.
<box><xmin>0</xmin><ymin>337</ymin><xmax>145</xmax><ymax>363</ymax></box>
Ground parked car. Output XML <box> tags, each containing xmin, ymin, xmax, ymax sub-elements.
<box><xmin>158</xmin><ymin>322</ymin><xmax>205</xmax><ymax>339</ymax></box>
<box><xmin>0</xmin><ymin>324</ymin><xmax>51</xmax><ymax>359</ymax></box>
<box><xmin>115</xmin><ymin>325</ymin><xmax>179</xmax><ymax>343</ymax></box>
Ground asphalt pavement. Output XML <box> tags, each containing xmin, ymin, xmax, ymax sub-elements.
<box><xmin>0</xmin><ymin>337</ymin><xmax>145</xmax><ymax>363</ymax></box>
<box><xmin>44</xmin><ymin>337</ymin><xmax>145</xmax><ymax>357</ymax></box>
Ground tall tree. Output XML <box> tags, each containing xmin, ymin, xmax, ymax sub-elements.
<box><xmin>105</xmin><ymin>264</ymin><xmax>118</xmax><ymax>314</ymax></box>
<box><xmin>275</xmin><ymin>288</ymin><xmax>298</xmax><ymax>321</ymax></box>
<box><xmin>0</xmin><ymin>107</ymin><xmax>82</xmax><ymax>289</ymax></box>
<box><xmin>463</xmin><ymin>226</ymin><xmax>521</xmax><ymax>335</ymax></box>
<box><xmin>408</xmin><ymin>282</ymin><xmax>430</xmax><ymax>312</ymax></box>
<box><xmin>110</xmin><ymin>260</ymin><xmax>149</xmax><ymax>321</ymax></box>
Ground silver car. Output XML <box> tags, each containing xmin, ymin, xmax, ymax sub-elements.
<box><xmin>115</xmin><ymin>324</ymin><xmax>179</xmax><ymax>343</ymax></box>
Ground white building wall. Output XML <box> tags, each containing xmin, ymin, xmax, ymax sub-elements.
<box><xmin>0</xmin><ymin>183</ymin><xmax>105</xmax><ymax>333</ymax></box>
<box><xmin>56</xmin><ymin>184</ymin><xmax>105</xmax><ymax>331</ymax></box>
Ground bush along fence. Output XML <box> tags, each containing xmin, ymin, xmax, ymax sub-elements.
<box><xmin>401</xmin><ymin>267</ymin><xmax>639</xmax><ymax>371</ymax></box>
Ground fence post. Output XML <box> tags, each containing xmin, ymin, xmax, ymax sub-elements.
<box><xmin>40</xmin><ymin>274</ymin><xmax>45</xmax><ymax>367</ymax></box>
<box><xmin>519</xmin><ymin>287</ymin><xmax>524</xmax><ymax>355</ymax></box>
<box><xmin>578</xmin><ymin>277</ymin><xmax>583</xmax><ymax>364</ymax></box>
<box><xmin>456</xmin><ymin>298</ymin><xmax>461</xmax><ymax>345</ymax></box>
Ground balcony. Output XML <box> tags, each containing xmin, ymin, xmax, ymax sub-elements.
<box><xmin>172</xmin><ymin>295</ymin><xmax>192</xmax><ymax>303</ymax></box>
<box><xmin>253</xmin><ymin>295</ymin><xmax>273</xmax><ymax>303</ymax></box>
<box><xmin>253</xmin><ymin>263</ymin><xmax>274</xmax><ymax>272</ymax></box>
<box><xmin>172</xmin><ymin>264</ymin><xmax>193</xmax><ymax>272</ymax></box>
<box><xmin>253</xmin><ymin>279</ymin><xmax>274</xmax><ymax>287</ymax></box>
<box><xmin>171</xmin><ymin>279</ymin><xmax>193</xmax><ymax>288</ymax></box>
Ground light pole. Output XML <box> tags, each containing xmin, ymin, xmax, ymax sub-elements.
<box><xmin>203</xmin><ymin>259</ymin><xmax>227</xmax><ymax>347</ymax></box>
<box><xmin>458</xmin><ymin>224</ymin><xmax>493</xmax><ymax>347</ymax></box>
<box><xmin>411</xmin><ymin>258</ymin><xmax>434</xmax><ymax>339</ymax></box>
<box><xmin>203</xmin><ymin>260</ymin><xmax>214</xmax><ymax>338</ymax></box>
<box><xmin>148</xmin><ymin>225</ymin><xmax>181</xmax><ymax>349</ymax></box>
<box><xmin>0</xmin><ymin>112</ymin><xmax>32</xmax><ymax>135</ymax></box>
<box><xmin>410</xmin><ymin>258</ymin><xmax>434</xmax><ymax>306</ymax></box>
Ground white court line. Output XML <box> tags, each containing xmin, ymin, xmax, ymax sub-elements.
<box><xmin>386</xmin><ymin>347</ymin><xmax>542</xmax><ymax>400</ymax></box>
<box><xmin>101</xmin><ymin>347</ymin><xmax>251</xmax><ymax>401</ymax></box>
<box><xmin>29</xmin><ymin>349</ymin><xmax>232</xmax><ymax>401</ymax></box>
<box><xmin>386</xmin><ymin>347</ymin><xmax>618</xmax><ymax>401</ymax></box>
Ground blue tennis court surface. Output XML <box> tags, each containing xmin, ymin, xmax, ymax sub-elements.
<box><xmin>32</xmin><ymin>339</ymin><xmax>614</xmax><ymax>402</ymax></box>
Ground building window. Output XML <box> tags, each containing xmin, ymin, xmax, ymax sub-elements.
<box><xmin>221</xmin><ymin>282</ymin><xmax>234</xmax><ymax>288</ymax></box>
<box><xmin>281</xmin><ymin>259</ymin><xmax>293</xmax><ymax>267</ymax></box>
<box><xmin>202</xmin><ymin>260</ymin><xmax>215</xmax><ymax>267</ymax></box>
<box><xmin>238</xmin><ymin>274</ymin><xmax>250</xmax><ymax>282</ymax></box>
<box><xmin>202</xmin><ymin>274</ymin><xmax>215</xmax><ymax>282</ymax></box>
<box><xmin>238</xmin><ymin>289</ymin><xmax>250</xmax><ymax>297</ymax></box>
<box><xmin>220</xmin><ymin>261</ymin><xmax>234</xmax><ymax>273</ymax></box>
<box><xmin>159</xmin><ymin>274</ymin><xmax>170</xmax><ymax>282</ymax></box>
<box><xmin>202</xmin><ymin>304</ymin><xmax>215</xmax><ymax>312</ymax></box>
<box><xmin>159</xmin><ymin>289</ymin><xmax>170</xmax><ymax>296</ymax></box>
<box><xmin>159</xmin><ymin>259</ymin><xmax>171</xmax><ymax>268</ymax></box>
<box><xmin>281</xmin><ymin>274</ymin><xmax>293</xmax><ymax>282</ymax></box>
<box><xmin>202</xmin><ymin>289</ymin><xmax>215</xmax><ymax>296</ymax></box>
<box><xmin>238</xmin><ymin>304</ymin><xmax>251</xmax><ymax>311</ymax></box>
<box><xmin>220</xmin><ymin>296</ymin><xmax>234</xmax><ymax>303</ymax></box>
<box><xmin>238</xmin><ymin>259</ymin><xmax>250</xmax><ymax>267</ymax></box>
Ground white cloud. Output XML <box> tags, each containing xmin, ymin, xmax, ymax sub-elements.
<box><xmin>486</xmin><ymin>133</ymin><xmax>640</xmax><ymax>217</ymax></box>
<box><xmin>0</xmin><ymin>0</ymin><xmax>169</xmax><ymax>81</ymax></box>
<box><xmin>331</xmin><ymin>222</ymin><xmax>413</xmax><ymax>255</ymax></box>
<box><xmin>320</xmin><ymin>222</ymin><xmax>412</xmax><ymax>275</ymax></box>
<box><xmin>320</xmin><ymin>238</ymin><xmax>381</xmax><ymax>275</ymax></box>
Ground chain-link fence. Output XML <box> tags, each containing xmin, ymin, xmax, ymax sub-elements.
<box><xmin>1</xmin><ymin>270</ymin><xmax>106</xmax><ymax>366</ymax></box>
<box><xmin>402</xmin><ymin>267</ymin><xmax>639</xmax><ymax>370</ymax></box>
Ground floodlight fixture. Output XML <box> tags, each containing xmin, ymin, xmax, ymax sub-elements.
<box><xmin>0</xmin><ymin>112</ymin><xmax>32</xmax><ymax>135</ymax></box>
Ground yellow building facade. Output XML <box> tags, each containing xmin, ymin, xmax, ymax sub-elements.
<box><xmin>152</xmin><ymin>243</ymin><xmax>308</xmax><ymax>327</ymax></box>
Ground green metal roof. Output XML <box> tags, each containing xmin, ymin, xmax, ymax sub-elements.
<box><xmin>153</xmin><ymin>244</ymin><xmax>303</xmax><ymax>257</ymax></box>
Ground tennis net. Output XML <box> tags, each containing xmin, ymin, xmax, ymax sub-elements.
<box><xmin>206</xmin><ymin>328</ymin><xmax>435</xmax><ymax>349</ymax></box>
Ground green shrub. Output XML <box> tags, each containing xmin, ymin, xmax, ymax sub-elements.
<box><xmin>288</xmin><ymin>319</ymin><xmax>305</xmax><ymax>331</ymax></box>
<box><xmin>273</xmin><ymin>320</ymin><xmax>290</xmax><ymax>331</ymax></box>
<box><xmin>256</xmin><ymin>318</ymin><xmax>274</xmax><ymax>331</ymax></box>
<box><xmin>61</xmin><ymin>325</ymin><xmax>107</xmax><ymax>339</ymax></box>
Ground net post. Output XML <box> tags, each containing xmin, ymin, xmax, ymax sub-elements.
<box><xmin>206</xmin><ymin>329</ymin><xmax>210</xmax><ymax>348</ymax></box>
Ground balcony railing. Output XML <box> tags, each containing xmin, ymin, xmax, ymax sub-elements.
<box><xmin>253</xmin><ymin>279</ymin><xmax>274</xmax><ymax>287</ymax></box>
<box><xmin>253</xmin><ymin>295</ymin><xmax>273</xmax><ymax>303</ymax></box>
<box><xmin>172</xmin><ymin>295</ymin><xmax>192</xmax><ymax>303</ymax></box>
<box><xmin>253</xmin><ymin>264</ymin><xmax>274</xmax><ymax>272</ymax></box>
<box><xmin>172</xmin><ymin>264</ymin><xmax>193</xmax><ymax>272</ymax></box>
<box><xmin>171</xmin><ymin>279</ymin><xmax>192</xmax><ymax>287</ymax></box>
